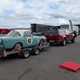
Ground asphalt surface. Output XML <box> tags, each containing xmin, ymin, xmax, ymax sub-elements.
<box><xmin>0</xmin><ymin>36</ymin><xmax>80</xmax><ymax>80</ymax></box>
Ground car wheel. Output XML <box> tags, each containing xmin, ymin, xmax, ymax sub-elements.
<box><xmin>38</xmin><ymin>40</ymin><xmax>44</xmax><ymax>50</ymax></box>
<box><xmin>43</xmin><ymin>41</ymin><xmax>50</xmax><ymax>51</ymax></box>
<box><xmin>33</xmin><ymin>48</ymin><xmax>40</xmax><ymax>55</ymax></box>
<box><xmin>49</xmin><ymin>42</ymin><xmax>54</xmax><ymax>46</ymax></box>
<box><xmin>22</xmin><ymin>50</ymin><xmax>30</xmax><ymax>58</ymax></box>
<box><xmin>45</xmin><ymin>41</ymin><xmax>50</xmax><ymax>47</ymax></box>
<box><xmin>14</xmin><ymin>43</ymin><xmax>22</xmax><ymax>53</ymax></box>
<box><xmin>62</xmin><ymin>40</ymin><xmax>66</xmax><ymax>46</ymax></box>
<box><xmin>71</xmin><ymin>38</ymin><xmax>75</xmax><ymax>43</ymax></box>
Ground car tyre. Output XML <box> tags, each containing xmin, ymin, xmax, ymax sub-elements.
<box><xmin>61</xmin><ymin>40</ymin><xmax>66</xmax><ymax>46</ymax></box>
<box><xmin>32</xmin><ymin>48</ymin><xmax>40</xmax><ymax>55</ymax></box>
<box><xmin>22</xmin><ymin>50</ymin><xmax>30</xmax><ymax>58</ymax></box>
<box><xmin>14</xmin><ymin>43</ymin><xmax>30</xmax><ymax>58</ymax></box>
<box><xmin>45</xmin><ymin>41</ymin><xmax>50</xmax><ymax>48</ymax></box>
<box><xmin>71</xmin><ymin>38</ymin><xmax>75</xmax><ymax>43</ymax></box>
<box><xmin>38</xmin><ymin>40</ymin><xmax>44</xmax><ymax>50</ymax></box>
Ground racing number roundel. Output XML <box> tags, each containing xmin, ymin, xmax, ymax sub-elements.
<box><xmin>27</xmin><ymin>37</ymin><xmax>32</xmax><ymax>44</ymax></box>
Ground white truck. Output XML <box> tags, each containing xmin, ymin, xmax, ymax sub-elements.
<box><xmin>59</xmin><ymin>19</ymin><xmax>79</xmax><ymax>37</ymax></box>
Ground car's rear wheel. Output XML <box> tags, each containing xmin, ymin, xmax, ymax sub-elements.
<box><xmin>14</xmin><ymin>43</ymin><xmax>30</xmax><ymax>58</ymax></box>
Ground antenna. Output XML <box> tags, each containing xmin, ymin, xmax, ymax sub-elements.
<box><xmin>69</xmin><ymin>20</ymin><xmax>73</xmax><ymax>31</ymax></box>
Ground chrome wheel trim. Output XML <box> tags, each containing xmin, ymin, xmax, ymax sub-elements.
<box><xmin>34</xmin><ymin>49</ymin><xmax>40</xmax><ymax>55</ymax></box>
<box><xmin>23</xmin><ymin>51</ymin><xmax>30</xmax><ymax>58</ymax></box>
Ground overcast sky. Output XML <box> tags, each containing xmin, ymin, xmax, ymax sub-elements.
<box><xmin>0</xmin><ymin>0</ymin><xmax>80</xmax><ymax>28</ymax></box>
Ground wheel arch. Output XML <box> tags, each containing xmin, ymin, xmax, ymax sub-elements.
<box><xmin>13</xmin><ymin>42</ymin><xmax>23</xmax><ymax>49</ymax></box>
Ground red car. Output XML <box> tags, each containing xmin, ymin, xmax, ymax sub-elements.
<box><xmin>0</xmin><ymin>28</ymin><xmax>11</xmax><ymax>34</ymax></box>
<box><xmin>44</xmin><ymin>27</ymin><xmax>76</xmax><ymax>46</ymax></box>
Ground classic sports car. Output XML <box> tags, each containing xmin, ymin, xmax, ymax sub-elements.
<box><xmin>0</xmin><ymin>30</ymin><xmax>48</xmax><ymax>58</ymax></box>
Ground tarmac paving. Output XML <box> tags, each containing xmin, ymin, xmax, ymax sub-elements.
<box><xmin>0</xmin><ymin>36</ymin><xmax>80</xmax><ymax>80</ymax></box>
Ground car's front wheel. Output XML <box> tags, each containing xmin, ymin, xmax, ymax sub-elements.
<box><xmin>38</xmin><ymin>40</ymin><xmax>44</xmax><ymax>50</ymax></box>
<box><xmin>38</xmin><ymin>39</ymin><xmax>49</xmax><ymax>50</ymax></box>
<box><xmin>61</xmin><ymin>40</ymin><xmax>66</xmax><ymax>46</ymax></box>
<box><xmin>71</xmin><ymin>38</ymin><xmax>75</xmax><ymax>43</ymax></box>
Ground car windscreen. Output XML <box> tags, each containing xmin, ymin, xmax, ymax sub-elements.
<box><xmin>47</xmin><ymin>28</ymin><xmax>59</xmax><ymax>35</ymax></box>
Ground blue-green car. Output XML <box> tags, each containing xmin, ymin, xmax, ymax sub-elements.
<box><xmin>0</xmin><ymin>30</ymin><xmax>48</xmax><ymax>58</ymax></box>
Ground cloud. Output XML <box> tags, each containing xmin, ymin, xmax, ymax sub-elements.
<box><xmin>0</xmin><ymin>0</ymin><xmax>80</xmax><ymax>27</ymax></box>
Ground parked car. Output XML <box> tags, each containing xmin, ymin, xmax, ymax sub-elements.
<box><xmin>44</xmin><ymin>26</ymin><xmax>76</xmax><ymax>46</ymax></box>
<box><xmin>0</xmin><ymin>28</ymin><xmax>11</xmax><ymax>36</ymax></box>
<box><xmin>0</xmin><ymin>30</ymin><xmax>48</xmax><ymax>58</ymax></box>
